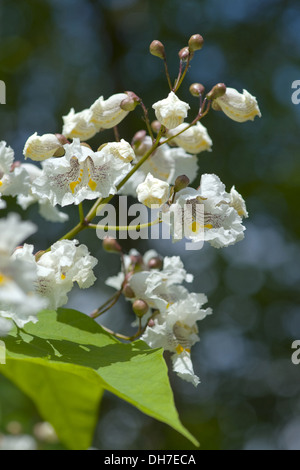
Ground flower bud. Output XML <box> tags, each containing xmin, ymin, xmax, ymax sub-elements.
<box><xmin>189</xmin><ymin>83</ymin><xmax>205</xmax><ymax>97</ymax></box>
<box><xmin>102</xmin><ymin>237</ymin><xmax>122</xmax><ymax>254</ymax></box>
<box><xmin>174</xmin><ymin>174</ymin><xmax>190</xmax><ymax>192</ymax></box>
<box><xmin>132</xmin><ymin>129</ymin><xmax>146</xmax><ymax>147</ymax></box>
<box><xmin>206</xmin><ymin>83</ymin><xmax>227</xmax><ymax>100</ymax></box>
<box><xmin>120</xmin><ymin>97</ymin><xmax>138</xmax><ymax>112</ymax></box>
<box><xmin>121</xmin><ymin>92</ymin><xmax>140</xmax><ymax>112</ymax></box>
<box><xmin>55</xmin><ymin>134</ymin><xmax>70</xmax><ymax>145</ymax></box>
<box><xmin>151</xmin><ymin>120</ymin><xmax>161</xmax><ymax>133</ymax></box>
<box><xmin>188</xmin><ymin>34</ymin><xmax>204</xmax><ymax>52</ymax></box>
<box><xmin>132</xmin><ymin>299</ymin><xmax>149</xmax><ymax>317</ymax></box>
<box><xmin>149</xmin><ymin>40</ymin><xmax>165</xmax><ymax>59</ymax></box>
<box><xmin>136</xmin><ymin>173</ymin><xmax>170</xmax><ymax>208</ymax></box>
<box><xmin>214</xmin><ymin>87</ymin><xmax>261</xmax><ymax>122</ymax></box>
<box><xmin>23</xmin><ymin>133</ymin><xmax>63</xmax><ymax>161</ymax></box>
<box><xmin>122</xmin><ymin>283</ymin><xmax>135</xmax><ymax>299</ymax></box>
<box><xmin>178</xmin><ymin>47</ymin><xmax>190</xmax><ymax>62</ymax></box>
<box><xmin>147</xmin><ymin>256</ymin><xmax>163</xmax><ymax>270</ymax></box>
<box><xmin>152</xmin><ymin>91</ymin><xmax>190</xmax><ymax>130</ymax></box>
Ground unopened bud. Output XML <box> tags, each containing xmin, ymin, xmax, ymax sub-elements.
<box><xmin>55</xmin><ymin>133</ymin><xmax>70</xmax><ymax>145</ymax></box>
<box><xmin>132</xmin><ymin>299</ymin><xmax>149</xmax><ymax>317</ymax></box>
<box><xmin>151</xmin><ymin>120</ymin><xmax>161</xmax><ymax>133</ymax></box>
<box><xmin>122</xmin><ymin>283</ymin><xmax>135</xmax><ymax>299</ymax></box>
<box><xmin>189</xmin><ymin>83</ymin><xmax>205</xmax><ymax>97</ymax></box>
<box><xmin>178</xmin><ymin>47</ymin><xmax>190</xmax><ymax>62</ymax></box>
<box><xmin>174</xmin><ymin>174</ymin><xmax>190</xmax><ymax>192</ymax></box>
<box><xmin>149</xmin><ymin>40</ymin><xmax>165</xmax><ymax>59</ymax></box>
<box><xmin>120</xmin><ymin>97</ymin><xmax>138</xmax><ymax>112</ymax></box>
<box><xmin>102</xmin><ymin>237</ymin><xmax>122</xmax><ymax>254</ymax></box>
<box><xmin>188</xmin><ymin>34</ymin><xmax>204</xmax><ymax>52</ymax></box>
<box><xmin>132</xmin><ymin>129</ymin><xmax>146</xmax><ymax>147</ymax></box>
<box><xmin>148</xmin><ymin>257</ymin><xmax>163</xmax><ymax>270</ymax></box>
<box><xmin>206</xmin><ymin>83</ymin><xmax>226</xmax><ymax>100</ymax></box>
<box><xmin>53</xmin><ymin>147</ymin><xmax>65</xmax><ymax>157</ymax></box>
<box><xmin>121</xmin><ymin>91</ymin><xmax>140</xmax><ymax>112</ymax></box>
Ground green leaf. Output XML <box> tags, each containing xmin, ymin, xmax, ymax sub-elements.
<box><xmin>0</xmin><ymin>309</ymin><xmax>198</xmax><ymax>449</ymax></box>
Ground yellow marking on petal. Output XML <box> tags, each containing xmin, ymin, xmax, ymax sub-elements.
<box><xmin>0</xmin><ymin>273</ymin><xmax>8</xmax><ymax>285</ymax></box>
<box><xmin>204</xmin><ymin>223</ymin><xmax>213</xmax><ymax>229</ymax></box>
<box><xmin>166</xmin><ymin>303</ymin><xmax>170</xmax><ymax>309</ymax></box>
<box><xmin>88</xmin><ymin>179</ymin><xmax>97</xmax><ymax>191</ymax></box>
<box><xmin>0</xmin><ymin>181</ymin><xmax>2</xmax><ymax>187</ymax></box>
<box><xmin>61</xmin><ymin>273</ymin><xmax>66</xmax><ymax>280</ymax></box>
<box><xmin>176</xmin><ymin>344</ymin><xmax>185</xmax><ymax>354</ymax></box>
<box><xmin>191</xmin><ymin>221</ymin><xmax>200</xmax><ymax>233</ymax></box>
<box><xmin>69</xmin><ymin>181</ymin><xmax>79</xmax><ymax>193</ymax></box>
<box><xmin>185</xmin><ymin>348</ymin><xmax>191</xmax><ymax>354</ymax></box>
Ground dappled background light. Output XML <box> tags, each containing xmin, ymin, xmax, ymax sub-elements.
<box><xmin>1</xmin><ymin>0</ymin><xmax>300</xmax><ymax>450</ymax></box>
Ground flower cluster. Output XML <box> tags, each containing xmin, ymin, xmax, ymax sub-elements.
<box><xmin>106</xmin><ymin>249</ymin><xmax>211</xmax><ymax>386</ymax></box>
<box><xmin>163</xmin><ymin>173</ymin><xmax>248</xmax><ymax>248</ymax></box>
<box><xmin>0</xmin><ymin>33</ymin><xmax>261</xmax><ymax>386</ymax></box>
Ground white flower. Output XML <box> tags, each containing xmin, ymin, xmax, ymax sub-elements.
<box><xmin>36</xmin><ymin>239</ymin><xmax>98</xmax><ymax>310</ymax></box>
<box><xmin>0</xmin><ymin>141</ymin><xmax>30</xmax><ymax>198</ymax></box>
<box><xmin>121</xmin><ymin>137</ymin><xmax>198</xmax><ymax>197</ymax></box>
<box><xmin>152</xmin><ymin>91</ymin><xmax>190</xmax><ymax>129</ymax></box>
<box><xmin>167</xmin><ymin>122</ymin><xmax>212</xmax><ymax>154</ymax></box>
<box><xmin>23</xmin><ymin>133</ymin><xmax>63</xmax><ymax>161</ymax></box>
<box><xmin>142</xmin><ymin>293</ymin><xmax>212</xmax><ymax>386</ymax></box>
<box><xmin>214</xmin><ymin>87</ymin><xmax>261</xmax><ymax>122</ymax></box>
<box><xmin>89</xmin><ymin>93</ymin><xmax>129</xmax><ymax>129</ymax></box>
<box><xmin>62</xmin><ymin>108</ymin><xmax>100</xmax><ymax>141</ymax></box>
<box><xmin>136</xmin><ymin>173</ymin><xmax>170</xmax><ymax>208</ymax></box>
<box><xmin>32</xmin><ymin>138</ymin><xmax>131</xmax><ymax>206</ymax></box>
<box><xmin>230</xmin><ymin>185</ymin><xmax>248</xmax><ymax>218</ymax></box>
<box><xmin>0</xmin><ymin>214</ymin><xmax>47</xmax><ymax>330</ymax></box>
<box><xmin>17</xmin><ymin>163</ymin><xmax>68</xmax><ymax>223</ymax></box>
<box><xmin>0</xmin><ymin>213</ymin><xmax>36</xmax><ymax>254</ymax></box>
<box><xmin>163</xmin><ymin>173</ymin><xmax>246</xmax><ymax>248</ymax></box>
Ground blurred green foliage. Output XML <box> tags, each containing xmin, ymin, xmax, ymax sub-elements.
<box><xmin>1</xmin><ymin>0</ymin><xmax>300</xmax><ymax>450</ymax></box>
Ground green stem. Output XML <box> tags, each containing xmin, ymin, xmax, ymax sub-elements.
<box><xmin>87</xmin><ymin>217</ymin><xmax>161</xmax><ymax>232</ymax></box>
<box><xmin>173</xmin><ymin>56</ymin><xmax>191</xmax><ymax>93</ymax></box>
<box><xmin>78</xmin><ymin>202</ymin><xmax>84</xmax><ymax>223</ymax></box>
<box><xmin>139</xmin><ymin>100</ymin><xmax>154</xmax><ymax>141</ymax></box>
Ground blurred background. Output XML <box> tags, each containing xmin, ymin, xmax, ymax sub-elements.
<box><xmin>1</xmin><ymin>0</ymin><xmax>300</xmax><ymax>450</ymax></box>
